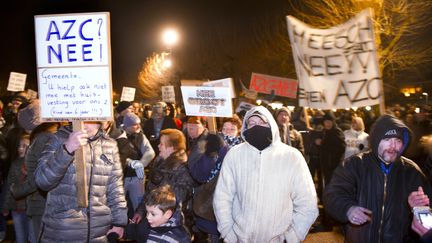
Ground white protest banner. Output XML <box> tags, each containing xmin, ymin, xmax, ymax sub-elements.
<box><xmin>239</xmin><ymin>80</ymin><xmax>258</xmax><ymax>100</ymax></box>
<box><xmin>181</xmin><ymin>79</ymin><xmax>205</xmax><ymax>86</ymax></box>
<box><xmin>249</xmin><ymin>73</ymin><xmax>298</xmax><ymax>99</ymax></box>
<box><xmin>162</xmin><ymin>86</ymin><xmax>176</xmax><ymax>103</ymax></box>
<box><xmin>203</xmin><ymin>77</ymin><xmax>236</xmax><ymax>98</ymax></box>
<box><xmin>120</xmin><ymin>86</ymin><xmax>136</xmax><ymax>102</ymax></box>
<box><xmin>7</xmin><ymin>72</ymin><xmax>27</xmax><ymax>92</ymax></box>
<box><xmin>180</xmin><ymin>86</ymin><xmax>233</xmax><ymax>117</ymax></box>
<box><xmin>235</xmin><ymin>101</ymin><xmax>256</xmax><ymax>113</ymax></box>
<box><xmin>35</xmin><ymin>12</ymin><xmax>112</xmax><ymax>121</ymax></box>
<box><xmin>287</xmin><ymin>9</ymin><xmax>382</xmax><ymax>109</ymax></box>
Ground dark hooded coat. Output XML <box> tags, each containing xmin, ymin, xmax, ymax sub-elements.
<box><xmin>324</xmin><ymin>115</ymin><xmax>432</xmax><ymax>243</ymax></box>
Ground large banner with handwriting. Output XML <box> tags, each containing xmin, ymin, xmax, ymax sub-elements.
<box><xmin>287</xmin><ymin>9</ymin><xmax>382</xmax><ymax>109</ymax></box>
<box><xmin>35</xmin><ymin>12</ymin><xmax>112</xmax><ymax>121</ymax></box>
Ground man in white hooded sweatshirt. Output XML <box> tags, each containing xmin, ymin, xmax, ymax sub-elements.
<box><xmin>213</xmin><ymin>106</ymin><xmax>318</xmax><ymax>243</ymax></box>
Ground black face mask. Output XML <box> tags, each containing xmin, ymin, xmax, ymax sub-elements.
<box><xmin>244</xmin><ymin>125</ymin><xmax>272</xmax><ymax>151</ymax></box>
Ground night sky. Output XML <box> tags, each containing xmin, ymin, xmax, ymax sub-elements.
<box><xmin>1</xmin><ymin>0</ymin><xmax>430</xmax><ymax>103</ymax></box>
<box><xmin>0</xmin><ymin>0</ymin><xmax>292</xmax><ymax>98</ymax></box>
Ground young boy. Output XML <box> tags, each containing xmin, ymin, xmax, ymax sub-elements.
<box><xmin>145</xmin><ymin>185</ymin><xmax>191</xmax><ymax>243</ymax></box>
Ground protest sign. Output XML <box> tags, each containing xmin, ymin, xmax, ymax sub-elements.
<box><xmin>239</xmin><ymin>80</ymin><xmax>258</xmax><ymax>100</ymax></box>
<box><xmin>181</xmin><ymin>86</ymin><xmax>233</xmax><ymax>117</ymax></box>
<box><xmin>35</xmin><ymin>12</ymin><xmax>112</xmax><ymax>207</ymax></box>
<box><xmin>287</xmin><ymin>9</ymin><xmax>382</xmax><ymax>109</ymax></box>
<box><xmin>235</xmin><ymin>101</ymin><xmax>256</xmax><ymax>113</ymax></box>
<box><xmin>162</xmin><ymin>86</ymin><xmax>175</xmax><ymax>103</ymax></box>
<box><xmin>249</xmin><ymin>73</ymin><xmax>298</xmax><ymax>99</ymax></box>
<box><xmin>7</xmin><ymin>72</ymin><xmax>27</xmax><ymax>92</ymax></box>
<box><xmin>203</xmin><ymin>77</ymin><xmax>236</xmax><ymax>98</ymax></box>
<box><xmin>35</xmin><ymin>12</ymin><xmax>112</xmax><ymax>121</ymax></box>
<box><xmin>181</xmin><ymin>79</ymin><xmax>205</xmax><ymax>86</ymax></box>
<box><xmin>27</xmin><ymin>89</ymin><xmax>38</xmax><ymax>100</ymax></box>
<box><xmin>120</xmin><ymin>86</ymin><xmax>136</xmax><ymax>102</ymax></box>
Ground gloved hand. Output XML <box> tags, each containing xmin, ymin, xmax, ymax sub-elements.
<box><xmin>205</xmin><ymin>134</ymin><xmax>225</xmax><ymax>156</ymax></box>
<box><xmin>127</xmin><ymin>159</ymin><xmax>144</xmax><ymax>180</ymax></box>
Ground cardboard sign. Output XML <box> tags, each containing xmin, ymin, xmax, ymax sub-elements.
<box><xmin>120</xmin><ymin>86</ymin><xmax>136</xmax><ymax>102</ymax></box>
<box><xmin>203</xmin><ymin>77</ymin><xmax>236</xmax><ymax>98</ymax></box>
<box><xmin>162</xmin><ymin>86</ymin><xmax>175</xmax><ymax>103</ymax></box>
<box><xmin>180</xmin><ymin>86</ymin><xmax>233</xmax><ymax>117</ymax></box>
<box><xmin>181</xmin><ymin>79</ymin><xmax>205</xmax><ymax>86</ymax></box>
<box><xmin>287</xmin><ymin>9</ymin><xmax>382</xmax><ymax>109</ymax></box>
<box><xmin>235</xmin><ymin>101</ymin><xmax>256</xmax><ymax>113</ymax></box>
<box><xmin>35</xmin><ymin>12</ymin><xmax>112</xmax><ymax>121</ymax></box>
<box><xmin>27</xmin><ymin>89</ymin><xmax>38</xmax><ymax>100</ymax></box>
<box><xmin>249</xmin><ymin>73</ymin><xmax>298</xmax><ymax>99</ymax></box>
<box><xmin>7</xmin><ymin>72</ymin><xmax>27</xmax><ymax>92</ymax></box>
<box><xmin>243</xmin><ymin>89</ymin><xmax>258</xmax><ymax>100</ymax></box>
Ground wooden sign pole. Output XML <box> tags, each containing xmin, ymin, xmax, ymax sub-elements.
<box><xmin>72</xmin><ymin>121</ymin><xmax>88</xmax><ymax>208</ymax></box>
<box><xmin>207</xmin><ymin>117</ymin><xmax>217</xmax><ymax>133</ymax></box>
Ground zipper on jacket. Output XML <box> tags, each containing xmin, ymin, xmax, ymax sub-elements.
<box><xmin>377</xmin><ymin>174</ymin><xmax>387</xmax><ymax>243</ymax></box>
<box><xmin>251</xmin><ymin>151</ymin><xmax>262</xmax><ymax>242</ymax></box>
<box><xmin>86</xmin><ymin>142</ymin><xmax>96</xmax><ymax>242</ymax></box>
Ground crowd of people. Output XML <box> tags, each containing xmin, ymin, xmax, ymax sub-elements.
<box><xmin>0</xmin><ymin>91</ymin><xmax>431</xmax><ymax>242</ymax></box>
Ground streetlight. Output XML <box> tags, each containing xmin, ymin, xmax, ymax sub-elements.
<box><xmin>162</xmin><ymin>28</ymin><xmax>179</xmax><ymax>49</ymax></box>
<box><xmin>422</xmin><ymin>92</ymin><xmax>428</xmax><ymax>105</ymax></box>
<box><xmin>162</xmin><ymin>58</ymin><xmax>172</xmax><ymax>69</ymax></box>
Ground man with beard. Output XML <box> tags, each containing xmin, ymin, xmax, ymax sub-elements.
<box><xmin>213</xmin><ymin>106</ymin><xmax>318</xmax><ymax>243</ymax></box>
<box><xmin>324</xmin><ymin>114</ymin><xmax>432</xmax><ymax>243</ymax></box>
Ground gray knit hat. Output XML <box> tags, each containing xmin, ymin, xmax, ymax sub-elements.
<box><xmin>123</xmin><ymin>112</ymin><xmax>141</xmax><ymax>128</ymax></box>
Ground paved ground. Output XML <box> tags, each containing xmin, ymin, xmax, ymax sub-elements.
<box><xmin>304</xmin><ymin>227</ymin><xmax>344</xmax><ymax>243</ymax></box>
<box><xmin>1</xmin><ymin>219</ymin><xmax>345</xmax><ymax>243</ymax></box>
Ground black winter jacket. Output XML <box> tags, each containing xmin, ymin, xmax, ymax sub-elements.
<box><xmin>324</xmin><ymin>115</ymin><xmax>432</xmax><ymax>243</ymax></box>
<box><xmin>135</xmin><ymin>150</ymin><xmax>194</xmax><ymax>217</ymax></box>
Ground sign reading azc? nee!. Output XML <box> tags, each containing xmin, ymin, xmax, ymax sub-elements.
<box><xmin>35</xmin><ymin>12</ymin><xmax>113</xmax><ymax>121</ymax></box>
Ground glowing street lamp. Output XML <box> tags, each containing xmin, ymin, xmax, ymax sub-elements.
<box><xmin>162</xmin><ymin>28</ymin><xmax>179</xmax><ymax>48</ymax></box>
<box><xmin>162</xmin><ymin>58</ymin><xmax>172</xmax><ymax>69</ymax></box>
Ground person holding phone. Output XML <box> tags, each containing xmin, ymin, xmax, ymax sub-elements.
<box><xmin>410</xmin><ymin>186</ymin><xmax>432</xmax><ymax>242</ymax></box>
<box><xmin>412</xmin><ymin>212</ymin><xmax>432</xmax><ymax>242</ymax></box>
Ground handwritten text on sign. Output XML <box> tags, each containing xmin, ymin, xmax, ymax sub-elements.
<box><xmin>120</xmin><ymin>86</ymin><xmax>136</xmax><ymax>102</ymax></box>
<box><xmin>249</xmin><ymin>73</ymin><xmax>298</xmax><ymax>99</ymax></box>
<box><xmin>7</xmin><ymin>72</ymin><xmax>27</xmax><ymax>92</ymax></box>
<box><xmin>38</xmin><ymin>67</ymin><xmax>111</xmax><ymax>121</ymax></box>
<box><xmin>35</xmin><ymin>13</ymin><xmax>109</xmax><ymax>67</ymax></box>
<box><xmin>162</xmin><ymin>86</ymin><xmax>176</xmax><ymax>103</ymax></box>
<box><xmin>181</xmin><ymin>86</ymin><xmax>233</xmax><ymax>117</ymax></box>
<box><xmin>35</xmin><ymin>12</ymin><xmax>112</xmax><ymax>121</ymax></box>
<box><xmin>287</xmin><ymin>9</ymin><xmax>382</xmax><ymax>109</ymax></box>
